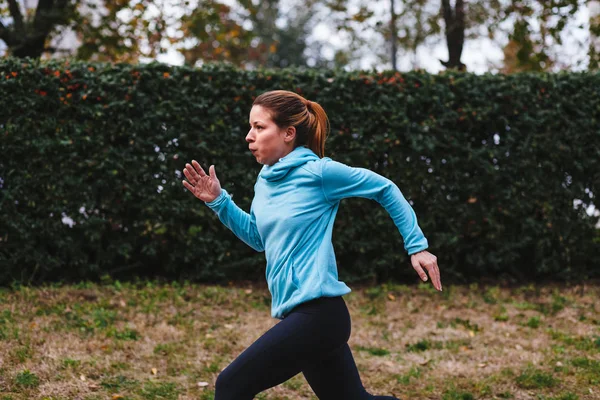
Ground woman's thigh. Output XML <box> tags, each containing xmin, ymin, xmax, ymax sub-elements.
<box><xmin>215</xmin><ymin>296</ymin><xmax>350</xmax><ymax>399</ymax></box>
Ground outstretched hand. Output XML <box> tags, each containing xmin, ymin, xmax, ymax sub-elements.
<box><xmin>182</xmin><ymin>160</ymin><xmax>222</xmax><ymax>202</ymax></box>
<box><xmin>411</xmin><ymin>250</ymin><xmax>442</xmax><ymax>291</ymax></box>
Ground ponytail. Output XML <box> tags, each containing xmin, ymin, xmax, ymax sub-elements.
<box><xmin>304</xmin><ymin>100</ymin><xmax>330</xmax><ymax>158</ymax></box>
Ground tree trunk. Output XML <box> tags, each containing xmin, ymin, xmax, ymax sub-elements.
<box><xmin>11</xmin><ymin>36</ymin><xmax>47</xmax><ymax>58</ymax></box>
<box><xmin>590</xmin><ymin>0</ymin><xmax>600</xmax><ymax>70</ymax></box>
<box><xmin>440</xmin><ymin>0</ymin><xmax>466</xmax><ymax>70</ymax></box>
<box><xmin>390</xmin><ymin>0</ymin><xmax>397</xmax><ymax>71</ymax></box>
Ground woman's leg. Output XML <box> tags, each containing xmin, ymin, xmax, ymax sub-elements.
<box><xmin>301</xmin><ymin>297</ymin><xmax>400</xmax><ymax>400</ymax></box>
<box><xmin>302</xmin><ymin>343</ymin><xmax>400</xmax><ymax>400</ymax></box>
<box><xmin>214</xmin><ymin>296</ymin><xmax>351</xmax><ymax>400</ymax></box>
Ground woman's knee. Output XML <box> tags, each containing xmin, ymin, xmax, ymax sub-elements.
<box><xmin>214</xmin><ymin>369</ymin><xmax>236</xmax><ymax>400</ymax></box>
<box><xmin>214</xmin><ymin>367</ymin><xmax>253</xmax><ymax>400</ymax></box>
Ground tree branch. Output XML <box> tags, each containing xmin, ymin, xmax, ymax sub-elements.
<box><xmin>7</xmin><ymin>0</ymin><xmax>25</xmax><ymax>34</ymax></box>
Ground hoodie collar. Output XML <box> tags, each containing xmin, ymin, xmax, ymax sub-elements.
<box><xmin>259</xmin><ymin>146</ymin><xmax>319</xmax><ymax>182</ymax></box>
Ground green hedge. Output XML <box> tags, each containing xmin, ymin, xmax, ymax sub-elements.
<box><xmin>1</xmin><ymin>57</ymin><xmax>598</xmax><ymax>286</ymax></box>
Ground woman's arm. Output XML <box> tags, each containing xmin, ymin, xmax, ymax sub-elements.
<box><xmin>182</xmin><ymin>161</ymin><xmax>264</xmax><ymax>252</ymax></box>
<box><xmin>205</xmin><ymin>189</ymin><xmax>265</xmax><ymax>252</ymax></box>
<box><xmin>320</xmin><ymin>158</ymin><xmax>428</xmax><ymax>255</ymax></box>
<box><xmin>321</xmin><ymin>158</ymin><xmax>442</xmax><ymax>291</ymax></box>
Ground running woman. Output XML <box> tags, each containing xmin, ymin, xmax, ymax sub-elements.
<box><xmin>182</xmin><ymin>90</ymin><xmax>442</xmax><ymax>399</ymax></box>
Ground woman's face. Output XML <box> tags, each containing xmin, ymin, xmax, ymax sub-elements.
<box><xmin>246</xmin><ymin>105</ymin><xmax>294</xmax><ymax>166</ymax></box>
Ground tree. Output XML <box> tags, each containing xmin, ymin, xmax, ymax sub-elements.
<box><xmin>73</xmin><ymin>0</ymin><xmax>176</xmax><ymax>63</ymax></box>
<box><xmin>1</xmin><ymin>0</ymin><xmax>322</xmax><ymax>69</ymax></box>
<box><xmin>158</xmin><ymin>0</ymin><xmax>322</xmax><ymax>69</ymax></box>
<box><xmin>0</xmin><ymin>0</ymin><xmax>175</xmax><ymax>62</ymax></box>
<box><xmin>0</xmin><ymin>0</ymin><xmax>77</xmax><ymax>58</ymax></box>
<box><xmin>498</xmin><ymin>0</ymin><xmax>586</xmax><ymax>72</ymax></box>
<box><xmin>178</xmin><ymin>0</ymin><xmax>258</xmax><ymax>67</ymax></box>
<box><xmin>321</xmin><ymin>0</ymin><xmax>487</xmax><ymax>71</ymax></box>
<box><xmin>321</xmin><ymin>0</ymin><xmax>586</xmax><ymax>72</ymax></box>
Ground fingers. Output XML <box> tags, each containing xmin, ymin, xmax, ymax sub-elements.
<box><xmin>429</xmin><ymin>260</ymin><xmax>442</xmax><ymax>291</ymax></box>
<box><xmin>411</xmin><ymin>252</ymin><xmax>443</xmax><ymax>292</ymax></box>
<box><xmin>191</xmin><ymin>160</ymin><xmax>207</xmax><ymax>177</ymax></box>
<box><xmin>411</xmin><ymin>258</ymin><xmax>428</xmax><ymax>282</ymax></box>
<box><xmin>182</xmin><ymin>179</ymin><xmax>194</xmax><ymax>193</ymax></box>
<box><xmin>182</xmin><ymin>167</ymin><xmax>197</xmax><ymax>186</ymax></box>
<box><xmin>209</xmin><ymin>165</ymin><xmax>217</xmax><ymax>180</ymax></box>
<box><xmin>183</xmin><ymin>160</ymin><xmax>209</xmax><ymax>184</ymax></box>
<box><xmin>427</xmin><ymin>265</ymin><xmax>441</xmax><ymax>291</ymax></box>
<box><xmin>422</xmin><ymin>256</ymin><xmax>442</xmax><ymax>292</ymax></box>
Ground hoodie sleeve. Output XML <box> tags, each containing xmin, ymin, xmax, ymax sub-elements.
<box><xmin>321</xmin><ymin>158</ymin><xmax>428</xmax><ymax>255</ymax></box>
<box><xmin>204</xmin><ymin>189</ymin><xmax>265</xmax><ymax>252</ymax></box>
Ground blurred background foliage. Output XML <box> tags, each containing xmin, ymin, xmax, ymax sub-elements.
<box><xmin>0</xmin><ymin>58</ymin><xmax>598</xmax><ymax>285</ymax></box>
<box><xmin>1</xmin><ymin>1</ymin><xmax>599</xmax><ymax>286</ymax></box>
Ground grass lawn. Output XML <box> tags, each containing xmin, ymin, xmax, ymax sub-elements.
<box><xmin>0</xmin><ymin>279</ymin><xmax>599</xmax><ymax>400</ymax></box>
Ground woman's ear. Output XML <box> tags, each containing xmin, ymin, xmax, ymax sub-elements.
<box><xmin>284</xmin><ymin>126</ymin><xmax>296</xmax><ymax>143</ymax></box>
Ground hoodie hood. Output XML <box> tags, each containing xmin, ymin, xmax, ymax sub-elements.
<box><xmin>259</xmin><ymin>146</ymin><xmax>320</xmax><ymax>182</ymax></box>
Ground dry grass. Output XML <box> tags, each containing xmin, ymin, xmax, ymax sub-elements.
<box><xmin>0</xmin><ymin>280</ymin><xmax>599</xmax><ymax>400</ymax></box>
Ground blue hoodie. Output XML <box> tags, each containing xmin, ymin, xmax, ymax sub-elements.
<box><xmin>205</xmin><ymin>146</ymin><xmax>428</xmax><ymax>319</ymax></box>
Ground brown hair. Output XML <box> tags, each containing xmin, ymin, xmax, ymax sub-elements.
<box><xmin>252</xmin><ymin>90</ymin><xmax>330</xmax><ymax>158</ymax></box>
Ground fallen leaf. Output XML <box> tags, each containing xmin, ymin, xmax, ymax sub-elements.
<box><xmin>556</xmin><ymin>361</ymin><xmax>563</xmax><ymax>367</ymax></box>
<box><xmin>469</xmin><ymin>330</ymin><xmax>475</xmax><ymax>337</ymax></box>
<box><xmin>112</xmin><ymin>395</ymin><xmax>124</xmax><ymax>400</ymax></box>
<box><xmin>205</xmin><ymin>333</ymin><xmax>213</xmax><ymax>338</ymax></box>
<box><xmin>224</xmin><ymin>324</ymin><xmax>233</xmax><ymax>329</ymax></box>
<box><xmin>80</xmin><ymin>374</ymin><xmax>86</xmax><ymax>381</ymax></box>
<box><xmin>419</xmin><ymin>359</ymin><xmax>431</xmax><ymax>365</ymax></box>
<box><xmin>119</xmin><ymin>300</ymin><xmax>126</xmax><ymax>307</ymax></box>
<box><xmin>197</xmin><ymin>381</ymin><xmax>209</xmax><ymax>387</ymax></box>
<box><xmin>244</xmin><ymin>289</ymin><xmax>252</xmax><ymax>294</ymax></box>
<box><xmin>478</xmin><ymin>363</ymin><xmax>487</xmax><ymax>368</ymax></box>
<box><xmin>151</xmin><ymin>368</ymin><xmax>157</xmax><ymax>375</ymax></box>
<box><xmin>387</xmin><ymin>293</ymin><xmax>396</xmax><ymax>301</ymax></box>
<box><xmin>516</xmin><ymin>344</ymin><xmax>523</xmax><ymax>350</ymax></box>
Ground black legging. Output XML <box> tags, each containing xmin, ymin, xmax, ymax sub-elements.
<box><xmin>214</xmin><ymin>295</ymin><xmax>400</xmax><ymax>400</ymax></box>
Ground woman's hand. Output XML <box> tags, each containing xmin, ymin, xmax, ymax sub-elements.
<box><xmin>182</xmin><ymin>160</ymin><xmax>222</xmax><ymax>202</ymax></box>
<box><xmin>411</xmin><ymin>250</ymin><xmax>442</xmax><ymax>291</ymax></box>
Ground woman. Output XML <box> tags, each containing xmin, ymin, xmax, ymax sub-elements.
<box><xmin>182</xmin><ymin>90</ymin><xmax>442</xmax><ymax>399</ymax></box>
